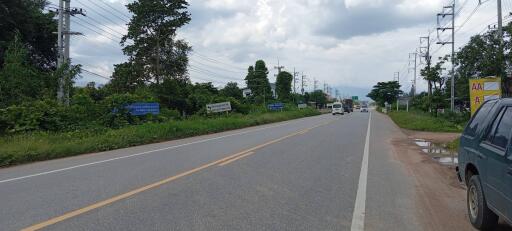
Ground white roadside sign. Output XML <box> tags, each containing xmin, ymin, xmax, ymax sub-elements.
<box><xmin>206</xmin><ymin>102</ymin><xmax>232</xmax><ymax>113</ymax></box>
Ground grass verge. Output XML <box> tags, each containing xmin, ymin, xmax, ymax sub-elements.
<box><xmin>446</xmin><ymin>137</ymin><xmax>460</xmax><ymax>152</ymax></box>
<box><xmin>0</xmin><ymin>109</ymin><xmax>320</xmax><ymax>167</ymax></box>
<box><xmin>388</xmin><ymin>111</ymin><xmax>465</xmax><ymax>133</ymax></box>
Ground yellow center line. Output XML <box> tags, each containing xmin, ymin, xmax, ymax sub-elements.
<box><xmin>22</xmin><ymin>119</ymin><xmax>338</xmax><ymax>231</ymax></box>
<box><xmin>218</xmin><ymin>151</ymin><xmax>255</xmax><ymax>166</ymax></box>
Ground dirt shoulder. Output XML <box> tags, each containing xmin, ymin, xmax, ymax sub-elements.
<box><xmin>390</xmin><ymin>126</ymin><xmax>512</xmax><ymax>230</ymax></box>
<box><xmin>390</xmin><ymin>133</ymin><xmax>473</xmax><ymax>231</ymax></box>
<box><xmin>400</xmin><ymin>129</ymin><xmax>461</xmax><ymax>143</ymax></box>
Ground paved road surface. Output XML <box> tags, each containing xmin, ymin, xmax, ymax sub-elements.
<box><xmin>0</xmin><ymin>111</ymin><xmax>422</xmax><ymax>231</ymax></box>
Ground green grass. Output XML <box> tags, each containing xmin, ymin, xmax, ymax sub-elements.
<box><xmin>446</xmin><ymin>137</ymin><xmax>461</xmax><ymax>152</ymax></box>
<box><xmin>0</xmin><ymin>109</ymin><xmax>320</xmax><ymax>167</ymax></box>
<box><xmin>387</xmin><ymin>110</ymin><xmax>466</xmax><ymax>133</ymax></box>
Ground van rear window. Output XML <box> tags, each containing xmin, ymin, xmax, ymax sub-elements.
<box><xmin>465</xmin><ymin>101</ymin><xmax>497</xmax><ymax>137</ymax></box>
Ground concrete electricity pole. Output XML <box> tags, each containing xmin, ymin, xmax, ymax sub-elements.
<box><xmin>56</xmin><ymin>0</ymin><xmax>84</xmax><ymax>104</ymax></box>
<box><xmin>57</xmin><ymin>0</ymin><xmax>65</xmax><ymax>102</ymax></box>
<box><xmin>394</xmin><ymin>72</ymin><xmax>400</xmax><ymax>111</ymax></box>
<box><xmin>274</xmin><ymin>59</ymin><xmax>285</xmax><ymax>76</ymax></box>
<box><xmin>498</xmin><ymin>0</ymin><xmax>503</xmax><ymax>40</ymax></box>
<box><xmin>301</xmin><ymin>72</ymin><xmax>307</xmax><ymax>95</ymax></box>
<box><xmin>437</xmin><ymin>2</ymin><xmax>455</xmax><ymax>111</ymax></box>
<box><xmin>293</xmin><ymin>68</ymin><xmax>299</xmax><ymax>94</ymax></box>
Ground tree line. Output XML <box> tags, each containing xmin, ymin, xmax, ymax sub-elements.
<box><xmin>0</xmin><ymin>0</ymin><xmax>326</xmax><ymax>134</ymax></box>
<box><xmin>368</xmin><ymin>22</ymin><xmax>512</xmax><ymax>114</ymax></box>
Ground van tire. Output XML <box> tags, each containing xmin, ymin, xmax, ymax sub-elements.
<box><xmin>467</xmin><ymin>175</ymin><xmax>498</xmax><ymax>230</ymax></box>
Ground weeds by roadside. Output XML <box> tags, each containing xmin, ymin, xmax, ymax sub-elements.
<box><xmin>388</xmin><ymin>110</ymin><xmax>467</xmax><ymax>133</ymax></box>
<box><xmin>0</xmin><ymin>109</ymin><xmax>320</xmax><ymax>167</ymax></box>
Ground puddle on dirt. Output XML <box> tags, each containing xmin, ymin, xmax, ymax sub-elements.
<box><xmin>414</xmin><ymin>139</ymin><xmax>458</xmax><ymax>166</ymax></box>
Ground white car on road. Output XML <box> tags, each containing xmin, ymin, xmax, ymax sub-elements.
<box><xmin>361</xmin><ymin>105</ymin><xmax>369</xmax><ymax>112</ymax></box>
<box><xmin>332</xmin><ymin>102</ymin><xmax>344</xmax><ymax>115</ymax></box>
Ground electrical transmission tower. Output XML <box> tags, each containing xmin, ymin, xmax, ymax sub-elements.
<box><xmin>56</xmin><ymin>0</ymin><xmax>85</xmax><ymax>104</ymax></box>
<box><xmin>437</xmin><ymin>2</ymin><xmax>455</xmax><ymax>111</ymax></box>
<box><xmin>420</xmin><ymin>35</ymin><xmax>432</xmax><ymax>98</ymax></box>
<box><xmin>408</xmin><ymin>51</ymin><xmax>417</xmax><ymax>97</ymax></box>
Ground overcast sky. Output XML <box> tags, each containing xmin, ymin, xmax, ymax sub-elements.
<box><xmin>49</xmin><ymin>0</ymin><xmax>509</xmax><ymax>99</ymax></box>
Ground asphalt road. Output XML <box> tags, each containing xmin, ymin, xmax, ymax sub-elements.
<box><xmin>0</xmin><ymin>111</ymin><xmax>421</xmax><ymax>231</ymax></box>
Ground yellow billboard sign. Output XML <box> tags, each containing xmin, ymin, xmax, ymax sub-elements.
<box><xmin>469</xmin><ymin>77</ymin><xmax>501</xmax><ymax>115</ymax></box>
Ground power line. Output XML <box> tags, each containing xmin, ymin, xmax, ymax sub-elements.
<box><xmin>97</xmin><ymin>0</ymin><xmax>131</xmax><ymax>21</ymax></box>
<box><xmin>72</xmin><ymin>16</ymin><xmax>125</xmax><ymax>42</ymax></box>
<box><xmin>81</xmin><ymin>68</ymin><xmax>111</xmax><ymax>80</ymax></box>
<box><xmin>189</xmin><ymin>58</ymin><xmax>244</xmax><ymax>74</ymax></box>
<box><xmin>82</xmin><ymin>0</ymin><xmax>129</xmax><ymax>23</ymax></box>
<box><xmin>188</xmin><ymin>65</ymin><xmax>244</xmax><ymax>82</ymax></box>
<box><xmin>190</xmin><ymin>51</ymin><xmax>246</xmax><ymax>71</ymax></box>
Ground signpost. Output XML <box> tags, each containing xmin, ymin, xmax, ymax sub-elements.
<box><xmin>469</xmin><ymin>77</ymin><xmax>501</xmax><ymax>115</ymax></box>
<box><xmin>268</xmin><ymin>102</ymin><xmax>284</xmax><ymax>111</ymax></box>
<box><xmin>298</xmin><ymin>103</ymin><xmax>307</xmax><ymax>109</ymax></box>
<box><xmin>125</xmin><ymin>103</ymin><xmax>160</xmax><ymax>116</ymax></box>
<box><xmin>352</xmin><ymin>96</ymin><xmax>359</xmax><ymax>101</ymax></box>
<box><xmin>206</xmin><ymin>102</ymin><xmax>232</xmax><ymax>114</ymax></box>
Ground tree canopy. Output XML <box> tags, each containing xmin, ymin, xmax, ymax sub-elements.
<box><xmin>367</xmin><ymin>81</ymin><xmax>402</xmax><ymax>107</ymax></box>
<box><xmin>276</xmin><ymin>71</ymin><xmax>293</xmax><ymax>101</ymax></box>
<box><xmin>0</xmin><ymin>0</ymin><xmax>57</xmax><ymax>70</ymax></box>
<box><xmin>121</xmin><ymin>0</ymin><xmax>192</xmax><ymax>84</ymax></box>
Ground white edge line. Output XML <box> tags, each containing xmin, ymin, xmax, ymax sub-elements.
<box><xmin>350</xmin><ymin>111</ymin><xmax>372</xmax><ymax>231</ymax></box>
<box><xmin>0</xmin><ymin>118</ymin><xmax>307</xmax><ymax>184</ymax></box>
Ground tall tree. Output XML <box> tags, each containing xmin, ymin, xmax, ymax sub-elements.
<box><xmin>122</xmin><ymin>0</ymin><xmax>191</xmax><ymax>84</ymax></box>
<box><xmin>367</xmin><ymin>81</ymin><xmax>402</xmax><ymax>107</ymax></box>
<box><xmin>0</xmin><ymin>0</ymin><xmax>57</xmax><ymax>70</ymax></box>
<box><xmin>0</xmin><ymin>34</ymin><xmax>42</xmax><ymax>107</ymax></box>
<box><xmin>275</xmin><ymin>71</ymin><xmax>293</xmax><ymax>101</ymax></box>
<box><xmin>245</xmin><ymin>60</ymin><xmax>271</xmax><ymax>101</ymax></box>
<box><xmin>220</xmin><ymin>82</ymin><xmax>242</xmax><ymax>100</ymax></box>
<box><xmin>109</xmin><ymin>62</ymin><xmax>145</xmax><ymax>93</ymax></box>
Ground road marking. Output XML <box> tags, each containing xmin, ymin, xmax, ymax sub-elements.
<box><xmin>21</xmin><ymin>120</ymin><xmax>335</xmax><ymax>231</ymax></box>
<box><xmin>218</xmin><ymin>152</ymin><xmax>255</xmax><ymax>166</ymax></box>
<box><xmin>0</xmin><ymin>118</ymin><xmax>317</xmax><ymax>184</ymax></box>
<box><xmin>350</xmin><ymin>112</ymin><xmax>372</xmax><ymax>231</ymax></box>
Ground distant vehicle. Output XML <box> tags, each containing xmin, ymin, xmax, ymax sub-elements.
<box><xmin>343</xmin><ymin>99</ymin><xmax>353</xmax><ymax>113</ymax></box>
<box><xmin>355</xmin><ymin>105</ymin><xmax>361</xmax><ymax>110</ymax></box>
<box><xmin>457</xmin><ymin>99</ymin><xmax>512</xmax><ymax>230</ymax></box>
<box><xmin>361</xmin><ymin>105</ymin><xmax>368</xmax><ymax>112</ymax></box>
<box><xmin>331</xmin><ymin>102</ymin><xmax>344</xmax><ymax>115</ymax></box>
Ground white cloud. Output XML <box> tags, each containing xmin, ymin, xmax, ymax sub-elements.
<box><xmin>56</xmin><ymin>0</ymin><xmax>500</xmax><ymax>96</ymax></box>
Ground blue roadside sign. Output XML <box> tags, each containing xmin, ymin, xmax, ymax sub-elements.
<box><xmin>268</xmin><ymin>102</ymin><xmax>284</xmax><ymax>111</ymax></box>
<box><xmin>125</xmin><ymin>103</ymin><xmax>160</xmax><ymax>116</ymax></box>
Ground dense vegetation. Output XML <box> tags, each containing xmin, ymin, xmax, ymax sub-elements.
<box><xmin>0</xmin><ymin>1</ymin><xmax>328</xmax><ymax>165</ymax></box>
<box><xmin>387</xmin><ymin>110</ymin><xmax>466</xmax><ymax>133</ymax></box>
<box><xmin>0</xmin><ymin>108</ymin><xmax>320</xmax><ymax>167</ymax></box>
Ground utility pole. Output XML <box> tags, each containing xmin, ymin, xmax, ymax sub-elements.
<box><xmin>437</xmin><ymin>2</ymin><xmax>455</xmax><ymax>112</ymax></box>
<box><xmin>274</xmin><ymin>59</ymin><xmax>285</xmax><ymax>76</ymax></box>
<box><xmin>498</xmin><ymin>0</ymin><xmax>503</xmax><ymax>40</ymax></box>
<box><xmin>394</xmin><ymin>72</ymin><xmax>400</xmax><ymax>111</ymax></box>
<box><xmin>420</xmin><ymin>35</ymin><xmax>432</xmax><ymax>100</ymax></box>
<box><xmin>301</xmin><ymin>72</ymin><xmax>307</xmax><ymax>95</ymax></box>
<box><xmin>56</xmin><ymin>0</ymin><xmax>84</xmax><ymax>104</ymax></box>
<box><xmin>293</xmin><ymin>68</ymin><xmax>299</xmax><ymax>94</ymax></box>
<box><xmin>408</xmin><ymin>51</ymin><xmax>418</xmax><ymax>97</ymax></box>
<box><xmin>57</xmin><ymin>0</ymin><xmax>65</xmax><ymax>102</ymax></box>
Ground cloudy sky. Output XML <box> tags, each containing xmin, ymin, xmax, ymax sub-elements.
<box><xmin>48</xmin><ymin>0</ymin><xmax>509</xmax><ymax>99</ymax></box>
